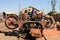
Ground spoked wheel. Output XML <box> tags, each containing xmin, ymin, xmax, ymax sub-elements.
<box><xmin>5</xmin><ymin>15</ymin><xmax>19</xmax><ymax>29</ymax></box>
<box><xmin>43</xmin><ymin>15</ymin><xmax>55</xmax><ymax>28</ymax></box>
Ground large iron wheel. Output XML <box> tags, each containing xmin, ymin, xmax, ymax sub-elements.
<box><xmin>20</xmin><ymin>22</ymin><xmax>43</xmax><ymax>37</ymax></box>
<box><xmin>5</xmin><ymin>15</ymin><xmax>19</xmax><ymax>29</ymax></box>
<box><xmin>43</xmin><ymin>15</ymin><xmax>55</xmax><ymax>28</ymax></box>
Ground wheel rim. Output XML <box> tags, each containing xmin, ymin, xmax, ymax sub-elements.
<box><xmin>5</xmin><ymin>15</ymin><xmax>19</xmax><ymax>29</ymax></box>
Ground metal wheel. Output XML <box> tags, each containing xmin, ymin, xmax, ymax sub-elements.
<box><xmin>43</xmin><ymin>15</ymin><xmax>55</xmax><ymax>28</ymax></box>
<box><xmin>5</xmin><ymin>15</ymin><xmax>19</xmax><ymax>29</ymax></box>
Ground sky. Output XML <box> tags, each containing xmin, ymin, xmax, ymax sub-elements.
<box><xmin>0</xmin><ymin>0</ymin><xmax>60</xmax><ymax>15</ymax></box>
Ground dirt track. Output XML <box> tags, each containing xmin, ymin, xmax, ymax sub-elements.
<box><xmin>0</xmin><ymin>22</ymin><xmax>60</xmax><ymax>40</ymax></box>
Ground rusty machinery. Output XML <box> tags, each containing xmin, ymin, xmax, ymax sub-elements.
<box><xmin>5</xmin><ymin>14</ymin><xmax>19</xmax><ymax>29</ymax></box>
<box><xmin>0</xmin><ymin>11</ymin><xmax>55</xmax><ymax>40</ymax></box>
<box><xmin>52</xmin><ymin>13</ymin><xmax>60</xmax><ymax>30</ymax></box>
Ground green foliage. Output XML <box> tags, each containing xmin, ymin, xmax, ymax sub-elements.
<box><xmin>48</xmin><ymin>11</ymin><xmax>56</xmax><ymax>15</ymax></box>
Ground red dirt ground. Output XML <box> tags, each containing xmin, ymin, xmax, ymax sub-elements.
<box><xmin>0</xmin><ymin>22</ymin><xmax>60</xmax><ymax>40</ymax></box>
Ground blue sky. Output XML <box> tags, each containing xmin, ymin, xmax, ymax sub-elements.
<box><xmin>0</xmin><ymin>0</ymin><xmax>60</xmax><ymax>15</ymax></box>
